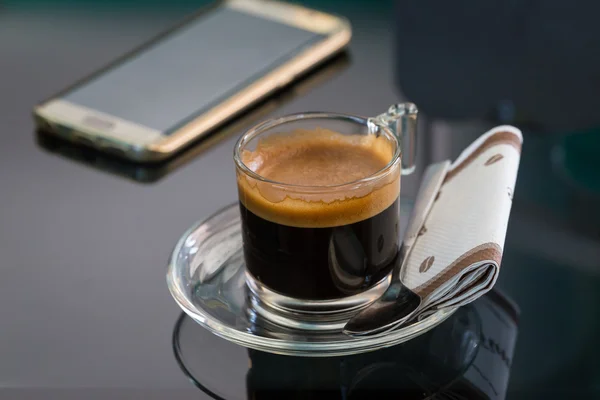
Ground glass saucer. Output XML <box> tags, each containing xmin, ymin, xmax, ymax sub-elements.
<box><xmin>166</xmin><ymin>203</ymin><xmax>456</xmax><ymax>357</ymax></box>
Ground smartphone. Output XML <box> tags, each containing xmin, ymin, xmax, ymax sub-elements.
<box><xmin>36</xmin><ymin>53</ymin><xmax>350</xmax><ymax>183</ymax></box>
<box><xmin>33</xmin><ymin>0</ymin><xmax>351</xmax><ymax>162</ymax></box>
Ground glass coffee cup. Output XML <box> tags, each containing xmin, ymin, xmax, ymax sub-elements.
<box><xmin>234</xmin><ymin>103</ymin><xmax>417</xmax><ymax>330</ymax></box>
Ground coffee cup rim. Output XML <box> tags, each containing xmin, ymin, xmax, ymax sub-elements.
<box><xmin>233</xmin><ymin>111</ymin><xmax>402</xmax><ymax>191</ymax></box>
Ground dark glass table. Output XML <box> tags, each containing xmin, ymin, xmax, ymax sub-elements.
<box><xmin>1</xmin><ymin>1</ymin><xmax>599</xmax><ymax>398</ymax></box>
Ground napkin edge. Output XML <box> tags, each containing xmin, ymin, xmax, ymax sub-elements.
<box><xmin>451</xmin><ymin>125</ymin><xmax>523</xmax><ymax>170</ymax></box>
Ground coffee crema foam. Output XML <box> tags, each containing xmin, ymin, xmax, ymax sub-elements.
<box><xmin>237</xmin><ymin>129</ymin><xmax>400</xmax><ymax>228</ymax></box>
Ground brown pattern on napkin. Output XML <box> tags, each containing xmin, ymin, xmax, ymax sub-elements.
<box><xmin>444</xmin><ymin>131</ymin><xmax>521</xmax><ymax>183</ymax></box>
<box><xmin>419</xmin><ymin>256</ymin><xmax>435</xmax><ymax>273</ymax></box>
<box><xmin>413</xmin><ymin>242</ymin><xmax>502</xmax><ymax>298</ymax></box>
<box><xmin>485</xmin><ymin>154</ymin><xmax>504</xmax><ymax>165</ymax></box>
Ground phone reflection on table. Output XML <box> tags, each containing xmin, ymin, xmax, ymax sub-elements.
<box><xmin>172</xmin><ymin>289</ymin><xmax>519</xmax><ymax>400</ymax></box>
<box><xmin>35</xmin><ymin>52</ymin><xmax>350</xmax><ymax>184</ymax></box>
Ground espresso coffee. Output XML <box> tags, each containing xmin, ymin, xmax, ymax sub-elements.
<box><xmin>238</xmin><ymin>129</ymin><xmax>400</xmax><ymax>300</ymax></box>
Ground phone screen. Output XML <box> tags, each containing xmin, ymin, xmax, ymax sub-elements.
<box><xmin>60</xmin><ymin>7</ymin><xmax>326</xmax><ymax>135</ymax></box>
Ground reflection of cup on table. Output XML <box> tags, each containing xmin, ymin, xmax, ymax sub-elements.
<box><xmin>234</xmin><ymin>104</ymin><xmax>417</xmax><ymax>329</ymax></box>
<box><xmin>244</xmin><ymin>290</ymin><xmax>519</xmax><ymax>399</ymax></box>
<box><xmin>245</xmin><ymin>304</ymin><xmax>481</xmax><ymax>399</ymax></box>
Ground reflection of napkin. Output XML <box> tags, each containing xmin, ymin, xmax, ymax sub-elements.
<box><xmin>460</xmin><ymin>289</ymin><xmax>519</xmax><ymax>400</ymax></box>
<box><xmin>401</xmin><ymin>126</ymin><xmax>522</xmax><ymax>316</ymax></box>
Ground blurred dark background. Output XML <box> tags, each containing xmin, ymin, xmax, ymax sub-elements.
<box><xmin>1</xmin><ymin>0</ymin><xmax>599</xmax><ymax>398</ymax></box>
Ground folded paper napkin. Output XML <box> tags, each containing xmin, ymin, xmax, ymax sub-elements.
<box><xmin>400</xmin><ymin>126</ymin><xmax>523</xmax><ymax>317</ymax></box>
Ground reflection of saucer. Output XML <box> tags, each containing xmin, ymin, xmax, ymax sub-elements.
<box><xmin>172</xmin><ymin>304</ymin><xmax>481</xmax><ymax>399</ymax></box>
<box><xmin>167</xmin><ymin>203</ymin><xmax>456</xmax><ymax>357</ymax></box>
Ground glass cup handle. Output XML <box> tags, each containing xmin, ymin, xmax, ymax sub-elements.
<box><xmin>368</xmin><ymin>103</ymin><xmax>418</xmax><ymax>175</ymax></box>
